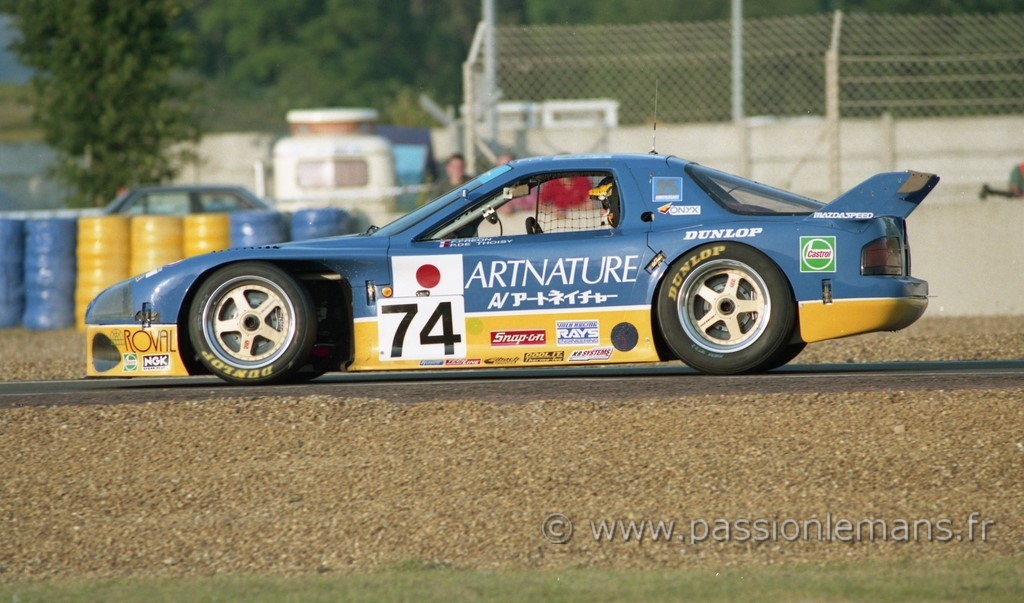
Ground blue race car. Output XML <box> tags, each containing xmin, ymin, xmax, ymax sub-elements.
<box><xmin>85</xmin><ymin>154</ymin><xmax>938</xmax><ymax>383</ymax></box>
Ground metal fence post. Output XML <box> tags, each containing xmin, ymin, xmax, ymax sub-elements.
<box><xmin>462</xmin><ymin>21</ymin><xmax>485</xmax><ymax>175</ymax></box>
<box><xmin>825</xmin><ymin>10</ymin><xmax>843</xmax><ymax>199</ymax></box>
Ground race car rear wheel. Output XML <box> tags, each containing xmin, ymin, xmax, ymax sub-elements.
<box><xmin>188</xmin><ymin>262</ymin><xmax>316</xmax><ymax>384</ymax></box>
<box><xmin>657</xmin><ymin>243</ymin><xmax>797</xmax><ymax>374</ymax></box>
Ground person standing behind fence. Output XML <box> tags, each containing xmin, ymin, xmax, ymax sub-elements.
<box><xmin>1010</xmin><ymin>162</ymin><xmax>1024</xmax><ymax>197</ymax></box>
<box><xmin>420</xmin><ymin>153</ymin><xmax>472</xmax><ymax>206</ymax></box>
<box><xmin>435</xmin><ymin>153</ymin><xmax>471</xmax><ymax>194</ymax></box>
<box><xmin>980</xmin><ymin>162</ymin><xmax>1024</xmax><ymax>199</ymax></box>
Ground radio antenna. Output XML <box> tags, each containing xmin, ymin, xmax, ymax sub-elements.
<box><xmin>649</xmin><ymin>78</ymin><xmax>659</xmax><ymax>154</ymax></box>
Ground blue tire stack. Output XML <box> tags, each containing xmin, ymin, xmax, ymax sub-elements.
<box><xmin>23</xmin><ymin>218</ymin><xmax>77</xmax><ymax>330</ymax></box>
<box><xmin>290</xmin><ymin>208</ymin><xmax>351</xmax><ymax>241</ymax></box>
<box><xmin>229</xmin><ymin>210</ymin><xmax>289</xmax><ymax>247</ymax></box>
<box><xmin>0</xmin><ymin>219</ymin><xmax>25</xmax><ymax>328</ymax></box>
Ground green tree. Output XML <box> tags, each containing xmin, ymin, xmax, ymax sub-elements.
<box><xmin>191</xmin><ymin>0</ymin><xmax>486</xmax><ymax>126</ymax></box>
<box><xmin>5</xmin><ymin>0</ymin><xmax>198</xmax><ymax>207</ymax></box>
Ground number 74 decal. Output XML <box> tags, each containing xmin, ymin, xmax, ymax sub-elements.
<box><xmin>377</xmin><ymin>296</ymin><xmax>467</xmax><ymax>360</ymax></box>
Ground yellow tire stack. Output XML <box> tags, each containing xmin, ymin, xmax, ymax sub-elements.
<box><xmin>183</xmin><ymin>213</ymin><xmax>231</xmax><ymax>258</ymax></box>
<box><xmin>130</xmin><ymin>216</ymin><xmax>183</xmax><ymax>278</ymax></box>
<box><xmin>75</xmin><ymin>215</ymin><xmax>130</xmax><ymax>330</ymax></box>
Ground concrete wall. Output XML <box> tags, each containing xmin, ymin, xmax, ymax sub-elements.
<box><xmin>443</xmin><ymin>114</ymin><xmax>1024</xmax><ymax>206</ymax></box>
<box><xmin>0</xmin><ymin>142</ymin><xmax>69</xmax><ymax>210</ymax></box>
<box><xmin>435</xmin><ymin>113</ymin><xmax>1024</xmax><ymax>316</ymax></box>
<box><xmin>3</xmin><ymin>115</ymin><xmax>1022</xmax><ymax>316</ymax></box>
<box><xmin>909</xmin><ymin>201</ymin><xmax>1024</xmax><ymax>317</ymax></box>
<box><xmin>176</xmin><ymin>132</ymin><xmax>279</xmax><ymax>196</ymax></box>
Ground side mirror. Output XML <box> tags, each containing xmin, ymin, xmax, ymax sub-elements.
<box><xmin>503</xmin><ymin>184</ymin><xmax>530</xmax><ymax>200</ymax></box>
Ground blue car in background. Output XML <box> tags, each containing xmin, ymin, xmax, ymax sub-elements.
<box><xmin>102</xmin><ymin>184</ymin><xmax>274</xmax><ymax>216</ymax></box>
<box><xmin>85</xmin><ymin>153</ymin><xmax>938</xmax><ymax>384</ymax></box>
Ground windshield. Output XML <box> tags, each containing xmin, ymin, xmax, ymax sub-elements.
<box><xmin>688</xmin><ymin>164</ymin><xmax>823</xmax><ymax>214</ymax></box>
<box><xmin>371</xmin><ymin>164</ymin><xmax>513</xmax><ymax>237</ymax></box>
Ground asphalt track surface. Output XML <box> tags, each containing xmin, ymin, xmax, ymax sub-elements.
<box><xmin>2</xmin><ymin>360</ymin><xmax>1023</xmax><ymax>408</ymax></box>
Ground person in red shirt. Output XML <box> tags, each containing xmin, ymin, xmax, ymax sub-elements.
<box><xmin>539</xmin><ymin>176</ymin><xmax>592</xmax><ymax>213</ymax></box>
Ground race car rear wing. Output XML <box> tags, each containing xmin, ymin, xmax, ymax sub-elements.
<box><xmin>810</xmin><ymin>171</ymin><xmax>940</xmax><ymax>220</ymax></box>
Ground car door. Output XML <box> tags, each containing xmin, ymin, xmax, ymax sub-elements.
<box><xmin>378</xmin><ymin>168</ymin><xmax>662</xmax><ymax>368</ymax></box>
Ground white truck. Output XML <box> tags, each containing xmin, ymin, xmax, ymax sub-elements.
<box><xmin>272</xmin><ymin>108</ymin><xmax>401</xmax><ymax>231</ymax></box>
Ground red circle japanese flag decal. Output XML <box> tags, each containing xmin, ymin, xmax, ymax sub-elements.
<box><xmin>392</xmin><ymin>255</ymin><xmax>465</xmax><ymax>297</ymax></box>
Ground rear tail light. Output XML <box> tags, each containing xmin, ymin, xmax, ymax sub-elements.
<box><xmin>861</xmin><ymin>236</ymin><xmax>904</xmax><ymax>276</ymax></box>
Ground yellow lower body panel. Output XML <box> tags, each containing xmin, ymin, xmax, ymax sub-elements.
<box><xmin>798</xmin><ymin>297</ymin><xmax>928</xmax><ymax>344</ymax></box>
<box><xmin>86</xmin><ymin>308</ymin><xmax>660</xmax><ymax>377</ymax></box>
<box><xmin>351</xmin><ymin>307</ymin><xmax>659</xmax><ymax>371</ymax></box>
<box><xmin>86</xmin><ymin>324</ymin><xmax>190</xmax><ymax>377</ymax></box>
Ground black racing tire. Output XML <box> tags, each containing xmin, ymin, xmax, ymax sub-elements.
<box><xmin>656</xmin><ymin>242</ymin><xmax>797</xmax><ymax>375</ymax></box>
<box><xmin>188</xmin><ymin>262</ymin><xmax>316</xmax><ymax>384</ymax></box>
<box><xmin>763</xmin><ymin>342</ymin><xmax>807</xmax><ymax>371</ymax></box>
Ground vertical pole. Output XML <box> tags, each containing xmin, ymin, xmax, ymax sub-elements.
<box><xmin>462</xmin><ymin>22</ymin><xmax>486</xmax><ymax>175</ymax></box>
<box><xmin>825</xmin><ymin>10</ymin><xmax>843</xmax><ymax>198</ymax></box>
<box><xmin>483</xmin><ymin>0</ymin><xmax>498</xmax><ymax>152</ymax></box>
<box><xmin>732</xmin><ymin>0</ymin><xmax>749</xmax><ymax>177</ymax></box>
<box><xmin>731</xmin><ymin>0</ymin><xmax>743</xmax><ymax>124</ymax></box>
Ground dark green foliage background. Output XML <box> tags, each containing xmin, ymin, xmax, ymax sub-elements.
<box><xmin>1</xmin><ymin>0</ymin><xmax>1020</xmax><ymax>206</ymax></box>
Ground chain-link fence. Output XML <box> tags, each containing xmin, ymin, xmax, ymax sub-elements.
<box><xmin>838</xmin><ymin>12</ymin><xmax>1024</xmax><ymax>118</ymax></box>
<box><xmin>464</xmin><ymin>11</ymin><xmax>1024</xmax><ymax>140</ymax></box>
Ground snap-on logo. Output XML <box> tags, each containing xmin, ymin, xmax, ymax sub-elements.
<box><xmin>490</xmin><ymin>330</ymin><xmax>546</xmax><ymax>346</ymax></box>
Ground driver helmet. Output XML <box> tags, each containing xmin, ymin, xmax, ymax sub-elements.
<box><xmin>589</xmin><ymin>176</ymin><xmax>617</xmax><ymax>226</ymax></box>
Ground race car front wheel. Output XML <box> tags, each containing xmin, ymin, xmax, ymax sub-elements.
<box><xmin>188</xmin><ymin>262</ymin><xmax>316</xmax><ymax>384</ymax></box>
<box><xmin>657</xmin><ymin>243</ymin><xmax>797</xmax><ymax>374</ymax></box>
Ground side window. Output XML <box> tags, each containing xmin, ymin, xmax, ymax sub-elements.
<box><xmin>200</xmin><ymin>192</ymin><xmax>246</xmax><ymax>212</ymax></box>
<box><xmin>128</xmin><ymin>192</ymin><xmax>191</xmax><ymax>215</ymax></box>
<box><xmin>428</xmin><ymin>171</ymin><xmax>618</xmax><ymax>240</ymax></box>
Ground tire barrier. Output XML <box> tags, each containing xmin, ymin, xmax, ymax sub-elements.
<box><xmin>289</xmin><ymin>207</ymin><xmax>351</xmax><ymax>241</ymax></box>
<box><xmin>75</xmin><ymin>215</ymin><xmax>130</xmax><ymax>330</ymax></box>
<box><xmin>23</xmin><ymin>217</ymin><xmax>77</xmax><ymax>330</ymax></box>
<box><xmin>0</xmin><ymin>219</ymin><xmax>25</xmax><ymax>328</ymax></box>
<box><xmin>183</xmin><ymin>213</ymin><xmax>231</xmax><ymax>258</ymax></box>
<box><xmin>130</xmin><ymin>216</ymin><xmax>183</xmax><ymax>278</ymax></box>
<box><xmin>6</xmin><ymin>210</ymin><xmax>294</xmax><ymax>329</ymax></box>
<box><xmin>230</xmin><ymin>210</ymin><xmax>289</xmax><ymax>247</ymax></box>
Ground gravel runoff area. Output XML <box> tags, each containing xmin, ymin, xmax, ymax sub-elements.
<box><xmin>0</xmin><ymin>316</ymin><xmax>1022</xmax><ymax>580</ymax></box>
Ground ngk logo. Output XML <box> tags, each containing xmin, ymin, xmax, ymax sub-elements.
<box><xmin>141</xmin><ymin>354</ymin><xmax>171</xmax><ymax>371</ymax></box>
<box><xmin>490</xmin><ymin>330</ymin><xmax>546</xmax><ymax>346</ymax></box>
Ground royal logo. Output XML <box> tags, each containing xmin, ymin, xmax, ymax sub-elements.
<box><xmin>800</xmin><ymin>236</ymin><xmax>837</xmax><ymax>272</ymax></box>
<box><xmin>490</xmin><ymin>329</ymin><xmax>546</xmax><ymax>346</ymax></box>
